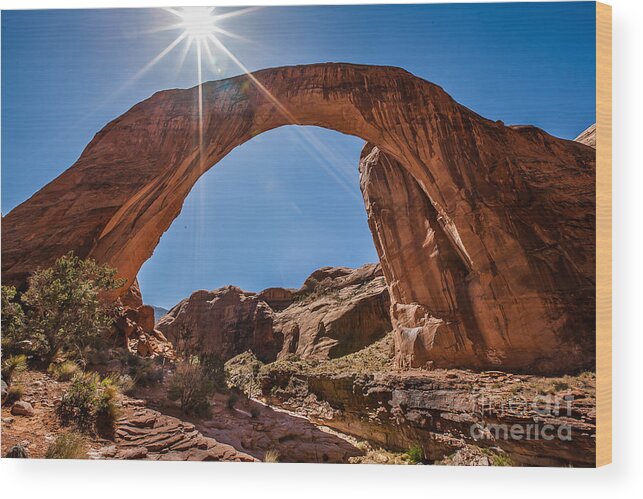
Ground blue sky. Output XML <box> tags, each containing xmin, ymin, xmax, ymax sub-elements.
<box><xmin>1</xmin><ymin>3</ymin><xmax>596</xmax><ymax>308</ymax></box>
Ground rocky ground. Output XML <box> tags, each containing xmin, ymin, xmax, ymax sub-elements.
<box><xmin>226</xmin><ymin>334</ymin><xmax>597</xmax><ymax>467</ymax></box>
<box><xmin>1</xmin><ymin>349</ymin><xmax>596</xmax><ymax>466</ymax></box>
<box><xmin>1</xmin><ymin>370</ymin><xmax>253</xmax><ymax>461</ymax></box>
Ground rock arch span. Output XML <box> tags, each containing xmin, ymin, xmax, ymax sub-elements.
<box><xmin>1</xmin><ymin>63</ymin><xmax>596</xmax><ymax>373</ymax></box>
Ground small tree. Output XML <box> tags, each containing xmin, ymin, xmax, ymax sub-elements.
<box><xmin>1</xmin><ymin>285</ymin><xmax>25</xmax><ymax>356</ymax></box>
<box><xmin>21</xmin><ymin>252</ymin><xmax>125</xmax><ymax>361</ymax></box>
<box><xmin>167</xmin><ymin>358</ymin><xmax>215</xmax><ymax>417</ymax></box>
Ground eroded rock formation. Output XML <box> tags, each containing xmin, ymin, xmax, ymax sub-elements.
<box><xmin>275</xmin><ymin>264</ymin><xmax>391</xmax><ymax>359</ymax></box>
<box><xmin>1</xmin><ymin>63</ymin><xmax>596</xmax><ymax>373</ymax></box>
<box><xmin>259</xmin><ymin>363</ymin><xmax>597</xmax><ymax>467</ymax></box>
<box><xmin>156</xmin><ymin>286</ymin><xmax>281</xmax><ymax>362</ymax></box>
<box><xmin>575</xmin><ymin>123</ymin><xmax>596</xmax><ymax>148</ymax></box>
<box><xmin>156</xmin><ymin>264</ymin><xmax>391</xmax><ymax>362</ymax></box>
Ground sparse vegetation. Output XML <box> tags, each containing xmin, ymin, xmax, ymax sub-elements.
<box><xmin>167</xmin><ymin>359</ymin><xmax>216</xmax><ymax>417</ymax></box>
<box><xmin>490</xmin><ymin>453</ymin><xmax>512</xmax><ymax>466</ymax></box>
<box><xmin>264</xmin><ymin>449</ymin><xmax>280</xmax><ymax>463</ymax></box>
<box><xmin>122</xmin><ymin>351</ymin><xmax>164</xmax><ymax>387</ymax></box>
<box><xmin>18</xmin><ymin>252</ymin><xmax>125</xmax><ymax>362</ymax></box>
<box><xmin>4</xmin><ymin>384</ymin><xmax>24</xmax><ymax>405</ymax></box>
<box><xmin>95</xmin><ymin>377</ymin><xmax>122</xmax><ymax>437</ymax></box>
<box><xmin>58</xmin><ymin>372</ymin><xmax>101</xmax><ymax>431</ymax></box>
<box><xmin>226</xmin><ymin>391</ymin><xmax>239</xmax><ymax>410</ymax></box>
<box><xmin>58</xmin><ymin>371</ymin><xmax>123</xmax><ymax>434</ymax></box>
<box><xmin>1</xmin><ymin>285</ymin><xmax>25</xmax><ymax>356</ymax></box>
<box><xmin>404</xmin><ymin>445</ymin><xmax>425</xmax><ymax>464</ymax></box>
<box><xmin>1</xmin><ymin>354</ymin><xmax>27</xmax><ymax>383</ymax></box>
<box><xmin>45</xmin><ymin>432</ymin><xmax>88</xmax><ymax>459</ymax></box>
<box><xmin>249</xmin><ymin>405</ymin><xmax>262</xmax><ymax>418</ymax></box>
<box><xmin>48</xmin><ymin>360</ymin><xmax>79</xmax><ymax>381</ymax></box>
<box><xmin>200</xmin><ymin>352</ymin><xmax>227</xmax><ymax>392</ymax></box>
<box><xmin>225</xmin><ymin>350</ymin><xmax>264</xmax><ymax>397</ymax></box>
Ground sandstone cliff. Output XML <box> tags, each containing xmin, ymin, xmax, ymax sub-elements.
<box><xmin>156</xmin><ymin>264</ymin><xmax>391</xmax><ymax>362</ymax></box>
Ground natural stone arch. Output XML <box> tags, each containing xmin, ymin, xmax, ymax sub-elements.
<box><xmin>2</xmin><ymin>63</ymin><xmax>596</xmax><ymax>373</ymax></box>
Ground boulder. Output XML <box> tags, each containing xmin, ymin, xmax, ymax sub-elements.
<box><xmin>11</xmin><ymin>400</ymin><xmax>34</xmax><ymax>417</ymax></box>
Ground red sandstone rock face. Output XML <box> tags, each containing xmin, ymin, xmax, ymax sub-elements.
<box><xmin>156</xmin><ymin>286</ymin><xmax>281</xmax><ymax>363</ymax></box>
<box><xmin>359</xmin><ymin>141</ymin><xmax>595</xmax><ymax>373</ymax></box>
<box><xmin>156</xmin><ymin>264</ymin><xmax>391</xmax><ymax>362</ymax></box>
<box><xmin>1</xmin><ymin>63</ymin><xmax>596</xmax><ymax>374</ymax></box>
<box><xmin>275</xmin><ymin>264</ymin><xmax>391</xmax><ymax>359</ymax></box>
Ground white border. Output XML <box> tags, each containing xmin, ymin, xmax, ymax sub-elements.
<box><xmin>1</xmin><ymin>0</ymin><xmax>641</xmax><ymax>497</ymax></box>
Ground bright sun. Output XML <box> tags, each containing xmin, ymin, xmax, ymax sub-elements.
<box><xmin>175</xmin><ymin>7</ymin><xmax>218</xmax><ymax>41</ymax></box>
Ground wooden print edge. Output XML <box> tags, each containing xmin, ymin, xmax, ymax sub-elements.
<box><xmin>596</xmin><ymin>1</ymin><xmax>612</xmax><ymax>468</ymax></box>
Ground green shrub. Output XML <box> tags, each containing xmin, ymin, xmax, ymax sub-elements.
<box><xmin>58</xmin><ymin>371</ymin><xmax>123</xmax><ymax>435</ymax></box>
<box><xmin>1</xmin><ymin>286</ymin><xmax>25</xmax><ymax>355</ymax></box>
<box><xmin>167</xmin><ymin>359</ymin><xmax>215</xmax><ymax>417</ymax></box>
<box><xmin>200</xmin><ymin>353</ymin><xmax>227</xmax><ymax>392</ymax></box>
<box><xmin>20</xmin><ymin>252</ymin><xmax>125</xmax><ymax>361</ymax></box>
<box><xmin>553</xmin><ymin>381</ymin><xmax>570</xmax><ymax>392</ymax></box>
<box><xmin>45</xmin><ymin>432</ymin><xmax>88</xmax><ymax>459</ymax></box>
<box><xmin>123</xmin><ymin>352</ymin><xmax>164</xmax><ymax>386</ymax></box>
<box><xmin>103</xmin><ymin>373</ymin><xmax>135</xmax><ymax>395</ymax></box>
<box><xmin>491</xmin><ymin>453</ymin><xmax>513</xmax><ymax>466</ymax></box>
<box><xmin>95</xmin><ymin>378</ymin><xmax>122</xmax><ymax>437</ymax></box>
<box><xmin>58</xmin><ymin>372</ymin><xmax>101</xmax><ymax>431</ymax></box>
<box><xmin>4</xmin><ymin>384</ymin><xmax>24</xmax><ymax>405</ymax></box>
<box><xmin>263</xmin><ymin>449</ymin><xmax>280</xmax><ymax>463</ymax></box>
<box><xmin>1</xmin><ymin>354</ymin><xmax>27</xmax><ymax>383</ymax></box>
<box><xmin>405</xmin><ymin>445</ymin><xmax>425</xmax><ymax>464</ymax></box>
<box><xmin>48</xmin><ymin>361</ymin><xmax>79</xmax><ymax>381</ymax></box>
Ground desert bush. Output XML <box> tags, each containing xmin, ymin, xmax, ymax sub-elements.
<box><xmin>405</xmin><ymin>445</ymin><xmax>425</xmax><ymax>464</ymax></box>
<box><xmin>6</xmin><ymin>444</ymin><xmax>29</xmax><ymax>458</ymax></box>
<box><xmin>491</xmin><ymin>453</ymin><xmax>512</xmax><ymax>466</ymax></box>
<box><xmin>1</xmin><ymin>286</ymin><xmax>25</xmax><ymax>356</ymax></box>
<box><xmin>226</xmin><ymin>391</ymin><xmax>239</xmax><ymax>410</ymax></box>
<box><xmin>103</xmin><ymin>373</ymin><xmax>135</xmax><ymax>395</ymax></box>
<box><xmin>48</xmin><ymin>360</ymin><xmax>79</xmax><ymax>381</ymax></box>
<box><xmin>264</xmin><ymin>449</ymin><xmax>280</xmax><ymax>463</ymax></box>
<box><xmin>58</xmin><ymin>372</ymin><xmax>101</xmax><ymax>431</ymax></box>
<box><xmin>20</xmin><ymin>252</ymin><xmax>125</xmax><ymax>361</ymax></box>
<box><xmin>4</xmin><ymin>384</ymin><xmax>24</xmax><ymax>405</ymax></box>
<box><xmin>249</xmin><ymin>405</ymin><xmax>262</xmax><ymax>419</ymax></box>
<box><xmin>123</xmin><ymin>352</ymin><xmax>164</xmax><ymax>386</ymax></box>
<box><xmin>167</xmin><ymin>359</ymin><xmax>215</xmax><ymax>417</ymax></box>
<box><xmin>1</xmin><ymin>354</ymin><xmax>27</xmax><ymax>383</ymax></box>
<box><xmin>199</xmin><ymin>353</ymin><xmax>227</xmax><ymax>392</ymax></box>
<box><xmin>57</xmin><ymin>371</ymin><xmax>122</xmax><ymax>435</ymax></box>
<box><xmin>2</xmin><ymin>286</ymin><xmax>25</xmax><ymax>351</ymax></box>
<box><xmin>45</xmin><ymin>432</ymin><xmax>88</xmax><ymax>459</ymax></box>
<box><xmin>95</xmin><ymin>377</ymin><xmax>122</xmax><ymax>437</ymax></box>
